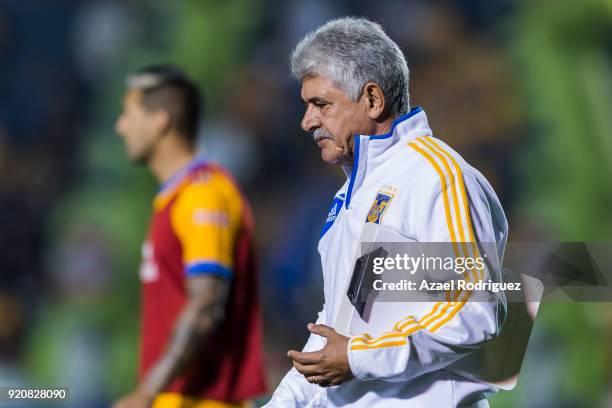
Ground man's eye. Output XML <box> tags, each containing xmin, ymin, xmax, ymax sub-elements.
<box><xmin>314</xmin><ymin>102</ymin><xmax>327</xmax><ymax>108</ymax></box>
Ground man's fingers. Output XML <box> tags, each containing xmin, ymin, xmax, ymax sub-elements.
<box><xmin>304</xmin><ymin>372</ymin><xmax>336</xmax><ymax>388</ymax></box>
<box><xmin>293</xmin><ymin>360</ymin><xmax>323</xmax><ymax>376</ymax></box>
<box><xmin>318</xmin><ymin>379</ymin><xmax>332</xmax><ymax>388</ymax></box>
<box><xmin>307</xmin><ymin>323</ymin><xmax>335</xmax><ymax>338</ymax></box>
<box><xmin>288</xmin><ymin>349</ymin><xmax>322</xmax><ymax>365</ymax></box>
<box><xmin>304</xmin><ymin>372</ymin><xmax>332</xmax><ymax>387</ymax></box>
<box><xmin>297</xmin><ymin>366</ymin><xmax>349</xmax><ymax>388</ymax></box>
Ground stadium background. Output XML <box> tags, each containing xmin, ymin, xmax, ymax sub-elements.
<box><xmin>0</xmin><ymin>0</ymin><xmax>611</xmax><ymax>406</ymax></box>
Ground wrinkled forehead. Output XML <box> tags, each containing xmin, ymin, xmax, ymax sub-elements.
<box><xmin>300</xmin><ymin>75</ymin><xmax>346</xmax><ymax>101</ymax></box>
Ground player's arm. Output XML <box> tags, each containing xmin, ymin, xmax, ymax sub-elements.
<box><xmin>113</xmin><ymin>275</ymin><xmax>229</xmax><ymax>408</ymax></box>
<box><xmin>138</xmin><ymin>274</ymin><xmax>229</xmax><ymax>397</ymax></box>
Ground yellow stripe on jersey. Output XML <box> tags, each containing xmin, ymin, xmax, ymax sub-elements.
<box><xmin>409</xmin><ymin>142</ymin><xmax>460</xmax><ymax>256</ymax></box>
<box><xmin>170</xmin><ymin>168</ymin><xmax>243</xmax><ymax>277</ymax></box>
<box><xmin>408</xmin><ymin>141</ymin><xmax>474</xmax><ymax>307</ymax></box>
<box><xmin>417</xmin><ymin>137</ymin><xmax>480</xmax><ymax>283</ymax></box>
<box><xmin>424</xmin><ymin>136</ymin><xmax>482</xmax><ymax>280</ymax></box>
<box><xmin>349</xmin><ymin>138</ymin><xmax>479</xmax><ymax>350</ymax></box>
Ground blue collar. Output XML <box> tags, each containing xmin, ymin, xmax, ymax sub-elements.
<box><xmin>344</xmin><ymin>106</ymin><xmax>425</xmax><ymax>209</ymax></box>
<box><xmin>368</xmin><ymin>106</ymin><xmax>424</xmax><ymax>140</ymax></box>
<box><xmin>158</xmin><ymin>156</ymin><xmax>207</xmax><ymax>194</ymax></box>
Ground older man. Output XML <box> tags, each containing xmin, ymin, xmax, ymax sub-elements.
<box><xmin>266</xmin><ymin>17</ymin><xmax>508</xmax><ymax>407</ymax></box>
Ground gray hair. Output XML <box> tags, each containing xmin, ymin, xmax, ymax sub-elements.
<box><xmin>290</xmin><ymin>17</ymin><xmax>410</xmax><ymax>116</ymax></box>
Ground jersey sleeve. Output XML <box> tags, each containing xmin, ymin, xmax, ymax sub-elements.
<box><xmin>346</xmin><ymin>146</ymin><xmax>508</xmax><ymax>383</ymax></box>
<box><xmin>170</xmin><ymin>173</ymin><xmax>242</xmax><ymax>279</ymax></box>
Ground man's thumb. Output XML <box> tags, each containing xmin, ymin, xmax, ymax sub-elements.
<box><xmin>308</xmin><ymin>323</ymin><xmax>334</xmax><ymax>337</ymax></box>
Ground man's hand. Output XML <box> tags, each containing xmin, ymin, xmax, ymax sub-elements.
<box><xmin>112</xmin><ymin>387</ymin><xmax>154</xmax><ymax>408</ymax></box>
<box><xmin>288</xmin><ymin>323</ymin><xmax>353</xmax><ymax>387</ymax></box>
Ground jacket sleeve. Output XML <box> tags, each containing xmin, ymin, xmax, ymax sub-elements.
<box><xmin>347</xmin><ymin>152</ymin><xmax>508</xmax><ymax>383</ymax></box>
<box><xmin>264</xmin><ymin>305</ymin><xmax>328</xmax><ymax>407</ymax></box>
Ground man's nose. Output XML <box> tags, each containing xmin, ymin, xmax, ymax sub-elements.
<box><xmin>301</xmin><ymin>105</ymin><xmax>321</xmax><ymax>133</ymax></box>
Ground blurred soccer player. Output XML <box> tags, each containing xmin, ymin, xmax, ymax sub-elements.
<box><xmin>113</xmin><ymin>65</ymin><xmax>266</xmax><ymax>408</ymax></box>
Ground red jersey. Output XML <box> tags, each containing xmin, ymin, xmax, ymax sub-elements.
<box><xmin>138</xmin><ymin>158</ymin><xmax>266</xmax><ymax>402</ymax></box>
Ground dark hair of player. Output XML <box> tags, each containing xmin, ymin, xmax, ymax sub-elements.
<box><xmin>126</xmin><ymin>64</ymin><xmax>202</xmax><ymax>146</ymax></box>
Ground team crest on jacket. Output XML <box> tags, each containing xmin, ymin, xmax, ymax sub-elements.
<box><xmin>366</xmin><ymin>191</ymin><xmax>394</xmax><ymax>224</ymax></box>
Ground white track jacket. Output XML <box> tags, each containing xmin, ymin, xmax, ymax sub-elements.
<box><xmin>266</xmin><ymin>107</ymin><xmax>509</xmax><ymax>407</ymax></box>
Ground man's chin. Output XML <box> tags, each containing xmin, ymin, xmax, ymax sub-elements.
<box><xmin>321</xmin><ymin>149</ymin><xmax>352</xmax><ymax>166</ymax></box>
<box><xmin>317</xmin><ymin>139</ymin><xmax>352</xmax><ymax>165</ymax></box>
<box><xmin>321</xmin><ymin>154</ymin><xmax>340</xmax><ymax>165</ymax></box>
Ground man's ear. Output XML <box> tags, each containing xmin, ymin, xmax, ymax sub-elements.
<box><xmin>361</xmin><ymin>82</ymin><xmax>386</xmax><ymax>121</ymax></box>
<box><xmin>151</xmin><ymin>110</ymin><xmax>172</xmax><ymax>136</ymax></box>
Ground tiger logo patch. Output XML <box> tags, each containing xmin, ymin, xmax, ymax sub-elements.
<box><xmin>366</xmin><ymin>191</ymin><xmax>394</xmax><ymax>224</ymax></box>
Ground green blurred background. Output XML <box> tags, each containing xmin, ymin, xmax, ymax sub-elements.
<box><xmin>0</xmin><ymin>0</ymin><xmax>611</xmax><ymax>406</ymax></box>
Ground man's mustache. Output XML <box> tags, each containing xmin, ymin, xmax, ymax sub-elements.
<box><xmin>312</xmin><ymin>128</ymin><xmax>334</xmax><ymax>143</ymax></box>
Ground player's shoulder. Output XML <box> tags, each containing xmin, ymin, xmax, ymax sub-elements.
<box><xmin>177</xmin><ymin>162</ymin><xmax>243</xmax><ymax>207</ymax></box>
<box><xmin>186</xmin><ymin>162</ymin><xmax>241</xmax><ymax>192</ymax></box>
